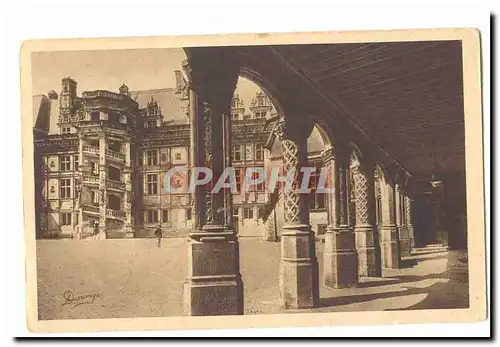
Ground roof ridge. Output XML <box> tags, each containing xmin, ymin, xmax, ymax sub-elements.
<box><xmin>130</xmin><ymin>87</ymin><xmax>175</xmax><ymax>93</ymax></box>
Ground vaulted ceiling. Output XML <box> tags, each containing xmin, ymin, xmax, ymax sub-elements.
<box><xmin>186</xmin><ymin>40</ymin><xmax>466</xmax><ymax>183</ymax></box>
<box><xmin>271</xmin><ymin>41</ymin><xmax>465</xmax><ymax>180</ymax></box>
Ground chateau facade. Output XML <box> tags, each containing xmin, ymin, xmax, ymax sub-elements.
<box><xmin>33</xmin><ymin>73</ymin><xmax>329</xmax><ymax>239</ymax></box>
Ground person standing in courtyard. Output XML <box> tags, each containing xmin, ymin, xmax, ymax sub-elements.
<box><xmin>155</xmin><ymin>224</ymin><xmax>162</xmax><ymax>248</ymax></box>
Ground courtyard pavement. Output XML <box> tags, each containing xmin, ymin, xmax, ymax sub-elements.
<box><xmin>36</xmin><ymin>237</ymin><xmax>469</xmax><ymax>320</ymax></box>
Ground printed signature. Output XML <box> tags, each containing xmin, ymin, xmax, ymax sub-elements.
<box><xmin>62</xmin><ymin>290</ymin><xmax>101</xmax><ymax>308</ymax></box>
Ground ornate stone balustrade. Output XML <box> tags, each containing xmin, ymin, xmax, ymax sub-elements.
<box><xmin>107</xmin><ymin>179</ymin><xmax>126</xmax><ymax>190</ymax></box>
<box><xmin>83</xmin><ymin>145</ymin><xmax>99</xmax><ymax>155</ymax></box>
<box><xmin>82</xmin><ymin>204</ymin><xmax>99</xmax><ymax>215</ymax></box>
<box><xmin>82</xmin><ymin>175</ymin><xmax>99</xmax><ymax>185</ymax></box>
<box><xmin>106</xmin><ymin>209</ymin><xmax>125</xmax><ymax>220</ymax></box>
<box><xmin>105</xmin><ymin>149</ymin><xmax>125</xmax><ymax>162</ymax></box>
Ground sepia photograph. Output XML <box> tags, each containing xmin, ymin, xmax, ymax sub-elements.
<box><xmin>20</xmin><ymin>28</ymin><xmax>486</xmax><ymax>333</ymax></box>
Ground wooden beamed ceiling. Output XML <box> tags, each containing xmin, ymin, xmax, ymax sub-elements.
<box><xmin>271</xmin><ymin>41</ymin><xmax>465</xmax><ymax>179</ymax></box>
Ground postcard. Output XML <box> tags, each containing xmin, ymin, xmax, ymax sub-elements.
<box><xmin>20</xmin><ymin>28</ymin><xmax>486</xmax><ymax>333</ymax></box>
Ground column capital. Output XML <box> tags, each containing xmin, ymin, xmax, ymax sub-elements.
<box><xmin>271</xmin><ymin>117</ymin><xmax>313</xmax><ymax>144</ymax></box>
<box><xmin>183</xmin><ymin>47</ymin><xmax>240</xmax><ymax>112</ymax></box>
<box><xmin>351</xmin><ymin>158</ymin><xmax>376</xmax><ymax>176</ymax></box>
<box><xmin>321</xmin><ymin>145</ymin><xmax>350</xmax><ymax>164</ymax></box>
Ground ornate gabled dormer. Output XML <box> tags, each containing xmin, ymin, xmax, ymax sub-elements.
<box><xmin>230</xmin><ymin>93</ymin><xmax>246</xmax><ymax>121</ymax></box>
<box><xmin>143</xmin><ymin>96</ymin><xmax>163</xmax><ymax>128</ymax></box>
<box><xmin>57</xmin><ymin>78</ymin><xmax>86</xmax><ymax>130</ymax></box>
<box><xmin>58</xmin><ymin>77</ymin><xmax>81</xmax><ymax>125</ymax></box>
<box><xmin>250</xmin><ymin>90</ymin><xmax>272</xmax><ymax>108</ymax></box>
<box><xmin>249</xmin><ymin>90</ymin><xmax>273</xmax><ymax>120</ymax></box>
<box><xmin>119</xmin><ymin>83</ymin><xmax>130</xmax><ymax>97</ymax></box>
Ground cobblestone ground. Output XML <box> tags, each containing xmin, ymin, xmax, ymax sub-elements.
<box><xmin>36</xmin><ymin>238</ymin><xmax>469</xmax><ymax>320</ymax></box>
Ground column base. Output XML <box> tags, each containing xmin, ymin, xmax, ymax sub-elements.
<box><xmin>354</xmin><ymin>225</ymin><xmax>380</xmax><ymax>277</ymax></box>
<box><xmin>279</xmin><ymin>224</ymin><xmax>319</xmax><ymax>309</ymax></box>
<box><xmin>379</xmin><ymin>225</ymin><xmax>400</xmax><ymax>269</ymax></box>
<box><xmin>397</xmin><ymin>226</ymin><xmax>411</xmax><ymax>257</ymax></box>
<box><xmin>407</xmin><ymin>226</ymin><xmax>415</xmax><ymax>250</ymax></box>
<box><xmin>124</xmin><ymin>224</ymin><xmax>134</xmax><ymax>238</ymax></box>
<box><xmin>263</xmin><ymin>214</ymin><xmax>279</xmax><ymax>242</ymax></box>
<box><xmin>410</xmin><ymin>237</ymin><xmax>415</xmax><ymax>250</ymax></box>
<box><xmin>98</xmin><ymin>225</ymin><xmax>107</xmax><ymax>240</ymax></box>
<box><xmin>183</xmin><ymin>275</ymin><xmax>244</xmax><ymax>316</ymax></box>
<box><xmin>75</xmin><ymin>226</ymin><xmax>83</xmax><ymax>240</ymax></box>
<box><xmin>183</xmin><ymin>224</ymin><xmax>244</xmax><ymax>316</ymax></box>
<box><xmin>323</xmin><ymin>226</ymin><xmax>358</xmax><ymax>289</ymax></box>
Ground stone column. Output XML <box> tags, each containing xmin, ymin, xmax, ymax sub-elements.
<box><xmin>322</xmin><ymin>146</ymin><xmax>358</xmax><ymax>288</ymax></box>
<box><xmin>98</xmin><ymin>132</ymin><xmax>107</xmax><ymax>239</ymax></box>
<box><xmin>262</xmin><ymin>147</ymin><xmax>279</xmax><ymax>242</ymax></box>
<box><xmin>405</xmin><ymin>195</ymin><xmax>415</xmax><ymax>250</ymax></box>
<box><xmin>189</xmin><ymin>89</ymin><xmax>204</xmax><ymax>232</ymax></box>
<box><xmin>223</xmin><ymin>112</ymin><xmax>235</xmax><ymax>229</ymax></box>
<box><xmin>273</xmin><ymin>118</ymin><xmax>319</xmax><ymax>308</ymax></box>
<box><xmin>352</xmin><ymin>163</ymin><xmax>380</xmax><ymax>277</ymax></box>
<box><xmin>379</xmin><ymin>181</ymin><xmax>400</xmax><ymax>269</ymax></box>
<box><xmin>76</xmin><ymin>133</ymin><xmax>84</xmax><ymax>239</ymax></box>
<box><xmin>396</xmin><ymin>184</ymin><xmax>411</xmax><ymax>257</ymax></box>
<box><xmin>182</xmin><ymin>55</ymin><xmax>243</xmax><ymax>316</ymax></box>
<box><xmin>123</xmin><ymin>140</ymin><xmax>133</xmax><ymax>237</ymax></box>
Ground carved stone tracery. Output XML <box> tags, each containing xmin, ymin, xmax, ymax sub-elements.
<box><xmin>203</xmin><ymin>102</ymin><xmax>214</xmax><ymax>225</ymax></box>
<box><xmin>352</xmin><ymin>165</ymin><xmax>370</xmax><ymax>225</ymax></box>
<box><xmin>321</xmin><ymin>147</ymin><xmax>350</xmax><ymax>227</ymax></box>
<box><xmin>338</xmin><ymin>164</ymin><xmax>348</xmax><ymax>225</ymax></box>
<box><xmin>272</xmin><ymin>118</ymin><xmax>301</xmax><ymax>224</ymax></box>
<box><xmin>405</xmin><ymin>195</ymin><xmax>413</xmax><ymax>225</ymax></box>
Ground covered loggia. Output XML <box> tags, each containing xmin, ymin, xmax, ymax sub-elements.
<box><xmin>180</xmin><ymin>41</ymin><xmax>467</xmax><ymax>315</ymax></box>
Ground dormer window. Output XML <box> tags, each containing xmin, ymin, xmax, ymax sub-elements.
<box><xmin>108</xmin><ymin>111</ymin><xmax>119</xmax><ymax>123</ymax></box>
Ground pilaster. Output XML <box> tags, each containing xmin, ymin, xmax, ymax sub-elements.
<box><xmin>123</xmin><ymin>140</ymin><xmax>133</xmax><ymax>237</ymax></box>
<box><xmin>396</xmin><ymin>183</ymin><xmax>411</xmax><ymax>257</ymax></box>
<box><xmin>98</xmin><ymin>132</ymin><xmax>107</xmax><ymax>239</ymax></box>
<box><xmin>379</xmin><ymin>180</ymin><xmax>400</xmax><ymax>269</ymax></box>
<box><xmin>76</xmin><ymin>133</ymin><xmax>84</xmax><ymax>239</ymax></box>
<box><xmin>352</xmin><ymin>163</ymin><xmax>380</xmax><ymax>277</ymax></box>
<box><xmin>271</xmin><ymin>117</ymin><xmax>319</xmax><ymax>308</ymax></box>
<box><xmin>322</xmin><ymin>146</ymin><xmax>358</xmax><ymax>288</ymax></box>
<box><xmin>405</xmin><ymin>195</ymin><xmax>415</xmax><ymax>250</ymax></box>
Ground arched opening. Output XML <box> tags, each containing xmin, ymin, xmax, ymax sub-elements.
<box><xmin>229</xmin><ymin>75</ymin><xmax>331</xmax><ymax>313</ymax></box>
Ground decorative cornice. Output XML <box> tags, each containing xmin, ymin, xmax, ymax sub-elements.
<box><xmin>35</xmin><ymin>135</ymin><xmax>78</xmax><ymax>152</ymax></box>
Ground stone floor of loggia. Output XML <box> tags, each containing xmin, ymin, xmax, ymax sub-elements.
<box><xmin>36</xmin><ymin>237</ymin><xmax>469</xmax><ymax>320</ymax></box>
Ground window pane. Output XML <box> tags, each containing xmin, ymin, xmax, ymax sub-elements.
<box><xmin>147</xmin><ymin>150</ymin><xmax>158</xmax><ymax>166</ymax></box>
<box><xmin>108</xmin><ymin>166</ymin><xmax>121</xmax><ymax>181</ymax></box>
<box><xmin>235</xmin><ymin>169</ymin><xmax>241</xmax><ymax>192</ymax></box>
<box><xmin>60</xmin><ymin>155</ymin><xmax>71</xmax><ymax>171</ymax></box>
<box><xmin>147</xmin><ymin>174</ymin><xmax>158</xmax><ymax>195</ymax></box>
